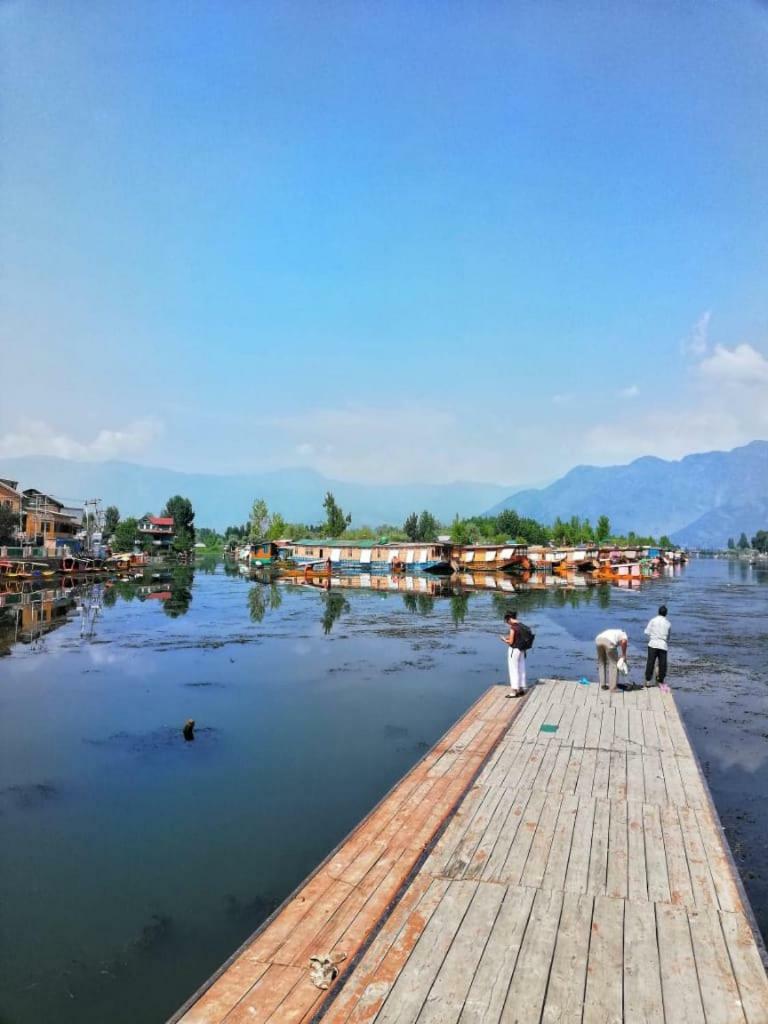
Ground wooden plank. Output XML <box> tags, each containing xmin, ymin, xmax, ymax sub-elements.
<box><xmin>464</xmin><ymin>786</ymin><xmax>519</xmax><ymax>881</ymax></box>
<box><xmin>415</xmin><ymin>882</ymin><xmax>505</xmax><ymax>1024</ymax></box>
<box><xmin>585</xmin><ymin>708</ymin><xmax>603</xmax><ymax>748</ymax></box>
<box><xmin>720</xmin><ymin>910</ymin><xmax>768</xmax><ymax>1024</ymax></box>
<box><xmin>583</xmin><ymin>894</ymin><xmax>624</xmax><ymax>1024</ymax></box>
<box><xmin>689</xmin><ymin>906</ymin><xmax>747</xmax><ymax>1024</ymax></box>
<box><xmin>626</xmin><ymin>800</ymin><xmax>648</xmax><ymax>903</ymax></box>
<box><xmin>694</xmin><ymin>806</ymin><xmax>743</xmax><ymax>914</ymax></box>
<box><xmin>643</xmin><ymin>803</ymin><xmax>671</xmax><ymax>905</ymax></box>
<box><xmin>481</xmin><ymin>788</ymin><xmax>536</xmax><ymax>883</ymax></box>
<box><xmin>561</xmin><ymin>746</ymin><xmax>584</xmax><ymax>795</ymax></box>
<box><xmin>591</xmin><ymin>748</ymin><xmax>611</xmax><ymax>800</ymax></box>
<box><xmin>321</xmin><ymin>876</ymin><xmax>446</xmax><ymax>1024</ymax></box>
<box><xmin>221</xmin><ymin>965</ymin><xmax>304</xmax><ymax>1024</ymax></box>
<box><xmin>522</xmin><ymin>794</ymin><xmax>564</xmax><ymax>889</ymax></box>
<box><xmin>678</xmin><ymin>804</ymin><xmax>719</xmax><ymax>910</ymax></box>
<box><xmin>677</xmin><ymin>754</ymin><xmax>707</xmax><ymax>809</ymax></box>
<box><xmin>606</xmin><ymin>799</ymin><xmax>628</xmax><ymax>900</ymax></box>
<box><xmin>599</xmin><ymin>705</ymin><xmax>616</xmax><ymax>750</ymax></box>
<box><xmin>613</xmin><ymin>705</ymin><xmax>629</xmax><ymax>753</ymax></box>
<box><xmin>575</xmin><ymin>747</ymin><xmax>597</xmax><ymax>796</ymax></box>
<box><xmin>641</xmin><ymin>709</ymin><xmax>661</xmax><ymax>752</ymax></box>
<box><xmin>443</xmin><ymin>785</ymin><xmax>507</xmax><ymax>880</ymax></box>
<box><xmin>642</xmin><ymin>749</ymin><xmax>668</xmax><ymax>806</ymax></box>
<box><xmin>626</xmin><ymin>752</ymin><xmax>645</xmax><ymax>803</ymax></box>
<box><xmin>500</xmin><ymin>787</ymin><xmax>547</xmax><ymax>886</ymax></box>
<box><xmin>458</xmin><ymin>885</ymin><xmax>536</xmax><ymax>1024</ymax></box>
<box><xmin>660</xmin><ymin>802</ymin><xmax>695</xmax><ymax>909</ymax></box>
<box><xmin>541</xmin><ymin>891</ymin><xmax>593</xmax><ymax>1024</ymax></box>
<box><xmin>660</xmin><ymin>750</ymin><xmax>687</xmax><ymax>806</ymax></box>
<box><xmin>500</xmin><ymin>889</ymin><xmax>564</xmax><ymax>1023</ymax></box>
<box><xmin>608</xmin><ymin>749</ymin><xmax>627</xmax><ymax>802</ymax></box>
<box><xmin>542</xmin><ymin>793</ymin><xmax>580</xmax><ymax>893</ymax></box>
<box><xmin>565</xmin><ymin>796</ymin><xmax>596</xmax><ymax>895</ymax></box>
<box><xmin>587</xmin><ymin>798</ymin><xmax>610</xmax><ymax>897</ymax></box>
<box><xmin>628</xmin><ymin>708</ymin><xmax>645</xmax><ymax>750</ymax></box>
<box><xmin>545</xmin><ymin>742</ymin><xmax>573</xmax><ymax>794</ymax></box>
<box><xmin>624</xmin><ymin>899</ymin><xmax>664</xmax><ymax>1024</ymax></box>
<box><xmin>178</xmin><ymin>959</ymin><xmax>270</xmax><ymax>1024</ymax></box>
<box><xmin>375</xmin><ymin>881</ymin><xmax>477</xmax><ymax>1024</ymax></box>
<box><xmin>657</xmin><ymin>902</ymin><xmax>706</xmax><ymax>1023</ymax></box>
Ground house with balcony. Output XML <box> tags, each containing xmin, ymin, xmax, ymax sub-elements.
<box><xmin>22</xmin><ymin>489</ymin><xmax>83</xmax><ymax>553</ymax></box>
<box><xmin>137</xmin><ymin>515</ymin><xmax>176</xmax><ymax>551</ymax></box>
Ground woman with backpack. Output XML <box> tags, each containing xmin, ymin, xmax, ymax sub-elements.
<box><xmin>501</xmin><ymin>609</ymin><xmax>534</xmax><ymax>698</ymax></box>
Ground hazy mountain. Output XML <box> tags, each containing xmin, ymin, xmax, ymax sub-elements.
<box><xmin>0</xmin><ymin>456</ymin><xmax>512</xmax><ymax>530</ymax></box>
<box><xmin>486</xmin><ymin>441</ymin><xmax>768</xmax><ymax>547</ymax></box>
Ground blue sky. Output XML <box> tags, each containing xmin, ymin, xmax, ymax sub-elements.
<box><xmin>2</xmin><ymin>0</ymin><xmax>767</xmax><ymax>487</ymax></box>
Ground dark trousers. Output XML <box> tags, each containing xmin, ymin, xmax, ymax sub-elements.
<box><xmin>645</xmin><ymin>646</ymin><xmax>668</xmax><ymax>683</ymax></box>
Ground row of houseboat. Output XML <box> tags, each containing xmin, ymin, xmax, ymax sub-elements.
<box><xmin>240</xmin><ymin>539</ymin><xmax>686</xmax><ymax>576</ymax></box>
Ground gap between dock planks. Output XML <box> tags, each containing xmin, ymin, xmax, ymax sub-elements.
<box><xmin>169</xmin><ymin>684</ymin><xmax>525</xmax><ymax>1024</ymax></box>
<box><xmin>318</xmin><ymin>679</ymin><xmax>768</xmax><ymax>1024</ymax></box>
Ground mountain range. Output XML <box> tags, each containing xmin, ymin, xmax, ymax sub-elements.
<box><xmin>1</xmin><ymin>441</ymin><xmax>765</xmax><ymax>546</ymax></box>
<box><xmin>487</xmin><ymin>440</ymin><xmax>768</xmax><ymax>547</ymax></box>
<box><xmin>0</xmin><ymin>456</ymin><xmax>511</xmax><ymax>531</ymax></box>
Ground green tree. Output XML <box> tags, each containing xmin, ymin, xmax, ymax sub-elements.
<box><xmin>266</xmin><ymin>512</ymin><xmax>287</xmax><ymax>540</ymax></box>
<box><xmin>496</xmin><ymin>509</ymin><xmax>520</xmax><ymax>538</ymax></box>
<box><xmin>112</xmin><ymin>517</ymin><xmax>139</xmax><ymax>552</ymax></box>
<box><xmin>416</xmin><ymin>510</ymin><xmax>439</xmax><ymax>542</ymax></box>
<box><xmin>163</xmin><ymin>496</ymin><xmax>196</xmax><ymax>542</ymax></box>
<box><xmin>751</xmin><ymin>530</ymin><xmax>768</xmax><ymax>553</ymax></box>
<box><xmin>659</xmin><ymin>535</ymin><xmax>672</xmax><ymax>549</ymax></box>
<box><xmin>249</xmin><ymin>498</ymin><xmax>270</xmax><ymax>540</ymax></box>
<box><xmin>323</xmin><ymin>492</ymin><xmax>351</xmax><ymax>537</ymax></box>
<box><xmin>727</xmin><ymin>537</ymin><xmax>735</xmax><ymax>550</ymax></box>
<box><xmin>596</xmin><ymin>515</ymin><xmax>611</xmax><ymax>542</ymax></box>
<box><xmin>403</xmin><ymin>512</ymin><xmax>419</xmax><ymax>541</ymax></box>
<box><xmin>103</xmin><ymin>506</ymin><xmax>120</xmax><ymax>538</ymax></box>
<box><xmin>738</xmin><ymin>532</ymin><xmax>750</xmax><ymax>550</ymax></box>
<box><xmin>449</xmin><ymin>514</ymin><xmax>473</xmax><ymax>545</ymax></box>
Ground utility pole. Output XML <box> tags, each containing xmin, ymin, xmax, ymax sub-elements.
<box><xmin>83</xmin><ymin>498</ymin><xmax>102</xmax><ymax>553</ymax></box>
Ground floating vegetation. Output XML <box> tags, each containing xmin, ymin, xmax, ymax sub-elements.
<box><xmin>0</xmin><ymin>781</ymin><xmax>60</xmax><ymax>809</ymax></box>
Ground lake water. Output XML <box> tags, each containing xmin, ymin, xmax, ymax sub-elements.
<box><xmin>1</xmin><ymin>559</ymin><xmax>766</xmax><ymax>1024</ymax></box>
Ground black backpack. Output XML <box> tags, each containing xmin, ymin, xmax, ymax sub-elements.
<box><xmin>514</xmin><ymin>623</ymin><xmax>535</xmax><ymax>651</ymax></box>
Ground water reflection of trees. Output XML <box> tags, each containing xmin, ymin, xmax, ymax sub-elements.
<box><xmin>163</xmin><ymin>567</ymin><xmax>194</xmax><ymax>618</ymax></box>
<box><xmin>322</xmin><ymin>592</ymin><xmax>350</xmax><ymax>634</ymax></box>
<box><xmin>402</xmin><ymin>593</ymin><xmax>434</xmax><ymax>616</ymax></box>
<box><xmin>248</xmin><ymin>583</ymin><xmax>283</xmax><ymax>623</ymax></box>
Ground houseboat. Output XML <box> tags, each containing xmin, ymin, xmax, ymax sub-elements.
<box><xmin>451</xmin><ymin>544</ymin><xmax>529</xmax><ymax>573</ymax></box>
<box><xmin>244</xmin><ymin>541</ymin><xmax>278</xmax><ymax>567</ymax></box>
<box><xmin>288</xmin><ymin>540</ymin><xmax>453</xmax><ymax>574</ymax></box>
<box><xmin>527</xmin><ymin>546</ymin><xmax>568</xmax><ymax>570</ymax></box>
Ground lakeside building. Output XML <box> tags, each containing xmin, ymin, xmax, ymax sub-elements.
<box><xmin>21</xmin><ymin>490</ymin><xmax>83</xmax><ymax>554</ymax></box>
<box><xmin>137</xmin><ymin>515</ymin><xmax>176</xmax><ymax>551</ymax></box>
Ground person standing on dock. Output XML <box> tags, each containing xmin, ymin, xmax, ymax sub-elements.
<box><xmin>644</xmin><ymin>604</ymin><xmax>671</xmax><ymax>685</ymax></box>
<box><xmin>595</xmin><ymin>627</ymin><xmax>628</xmax><ymax>691</ymax></box>
<box><xmin>501</xmin><ymin>610</ymin><xmax>533</xmax><ymax>698</ymax></box>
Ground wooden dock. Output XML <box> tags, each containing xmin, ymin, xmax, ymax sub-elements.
<box><xmin>171</xmin><ymin>680</ymin><xmax>768</xmax><ymax>1024</ymax></box>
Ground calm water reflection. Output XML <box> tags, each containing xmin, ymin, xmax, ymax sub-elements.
<box><xmin>0</xmin><ymin>559</ymin><xmax>766</xmax><ymax>1023</ymax></box>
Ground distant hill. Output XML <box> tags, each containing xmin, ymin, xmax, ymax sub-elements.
<box><xmin>486</xmin><ymin>441</ymin><xmax>768</xmax><ymax>548</ymax></box>
<box><xmin>0</xmin><ymin>456</ymin><xmax>512</xmax><ymax>531</ymax></box>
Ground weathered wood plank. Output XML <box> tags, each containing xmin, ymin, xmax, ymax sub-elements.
<box><xmin>606</xmin><ymin>799</ymin><xmax>628</xmax><ymax>900</ymax></box>
<box><xmin>643</xmin><ymin>803</ymin><xmax>671</xmax><ymax>905</ymax></box>
<box><xmin>624</xmin><ymin>899</ymin><xmax>664</xmax><ymax>1024</ymax></box>
<box><xmin>720</xmin><ymin>910</ymin><xmax>768</xmax><ymax>1024</ymax></box>
<box><xmin>626</xmin><ymin>800</ymin><xmax>648</xmax><ymax>903</ymax></box>
<box><xmin>500</xmin><ymin>889</ymin><xmax>563</xmax><ymax>1023</ymax></box>
<box><xmin>542</xmin><ymin>793</ymin><xmax>580</xmax><ymax>894</ymax></box>
<box><xmin>458</xmin><ymin>885</ymin><xmax>536</xmax><ymax>1024</ymax></box>
<box><xmin>587</xmin><ymin>798</ymin><xmax>610</xmax><ymax>897</ymax></box>
<box><xmin>689</xmin><ymin>906</ymin><xmax>747</xmax><ymax>1024</ymax></box>
<box><xmin>375</xmin><ymin>881</ymin><xmax>477</xmax><ymax>1024</ymax></box>
<box><xmin>415</xmin><ymin>882</ymin><xmax>505</xmax><ymax>1024</ymax></box>
<box><xmin>656</xmin><ymin>902</ymin><xmax>706</xmax><ymax>1023</ymax></box>
<box><xmin>541</xmin><ymin>892</ymin><xmax>593</xmax><ymax>1023</ymax></box>
<box><xmin>565</xmin><ymin>796</ymin><xmax>596</xmax><ymax>896</ymax></box>
<box><xmin>583</xmin><ymin>894</ymin><xmax>624</xmax><ymax>1024</ymax></box>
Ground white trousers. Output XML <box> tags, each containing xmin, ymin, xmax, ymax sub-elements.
<box><xmin>508</xmin><ymin>648</ymin><xmax>527</xmax><ymax>691</ymax></box>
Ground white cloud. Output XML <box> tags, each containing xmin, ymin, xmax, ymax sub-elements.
<box><xmin>699</xmin><ymin>343</ymin><xmax>768</xmax><ymax>386</ymax></box>
<box><xmin>618</xmin><ymin>385</ymin><xmax>640</xmax><ymax>399</ymax></box>
<box><xmin>0</xmin><ymin>417</ymin><xmax>164</xmax><ymax>460</ymax></box>
<box><xmin>583</xmin><ymin>339</ymin><xmax>768</xmax><ymax>462</ymax></box>
<box><xmin>682</xmin><ymin>310</ymin><xmax>711</xmax><ymax>357</ymax></box>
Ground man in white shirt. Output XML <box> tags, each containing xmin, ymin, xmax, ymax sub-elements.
<box><xmin>595</xmin><ymin>627</ymin><xmax>628</xmax><ymax>692</ymax></box>
<box><xmin>644</xmin><ymin>605</ymin><xmax>671</xmax><ymax>686</ymax></box>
